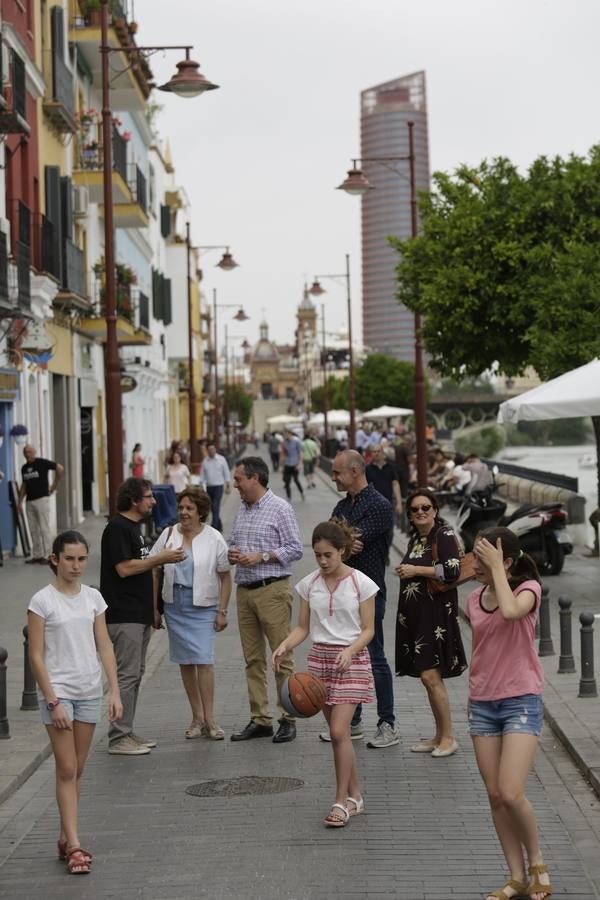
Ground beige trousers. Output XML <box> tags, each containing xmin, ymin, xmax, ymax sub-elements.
<box><xmin>26</xmin><ymin>496</ymin><xmax>52</xmax><ymax>559</ymax></box>
<box><xmin>236</xmin><ymin>578</ymin><xmax>295</xmax><ymax>725</ymax></box>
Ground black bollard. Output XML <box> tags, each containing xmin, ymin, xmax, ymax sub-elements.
<box><xmin>0</xmin><ymin>646</ymin><xmax>10</xmax><ymax>739</ymax></box>
<box><xmin>578</xmin><ymin>612</ymin><xmax>598</xmax><ymax>698</ymax></box>
<box><xmin>557</xmin><ymin>596</ymin><xmax>576</xmax><ymax>674</ymax></box>
<box><xmin>538</xmin><ymin>584</ymin><xmax>555</xmax><ymax>657</ymax></box>
<box><xmin>20</xmin><ymin>625</ymin><xmax>39</xmax><ymax>711</ymax></box>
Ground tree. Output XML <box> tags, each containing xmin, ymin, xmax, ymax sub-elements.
<box><xmin>354</xmin><ymin>353</ymin><xmax>424</xmax><ymax>410</ymax></box>
<box><xmin>311</xmin><ymin>376</ymin><xmax>349</xmax><ymax>413</ymax></box>
<box><xmin>223</xmin><ymin>384</ymin><xmax>252</xmax><ymax>428</ymax></box>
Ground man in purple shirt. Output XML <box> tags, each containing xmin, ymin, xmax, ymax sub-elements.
<box><xmin>228</xmin><ymin>456</ymin><xmax>303</xmax><ymax>743</ymax></box>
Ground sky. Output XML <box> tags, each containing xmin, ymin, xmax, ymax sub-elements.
<box><xmin>139</xmin><ymin>0</ymin><xmax>600</xmax><ymax>352</ymax></box>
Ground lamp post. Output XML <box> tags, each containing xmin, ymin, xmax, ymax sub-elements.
<box><xmin>309</xmin><ymin>253</ymin><xmax>355</xmax><ymax>448</ymax></box>
<box><xmin>100</xmin><ymin>0</ymin><xmax>218</xmax><ymax>513</ymax></box>
<box><xmin>337</xmin><ymin>120</ymin><xmax>428</xmax><ymax>487</ymax></box>
<box><xmin>185</xmin><ymin>221</ymin><xmax>201</xmax><ymax>474</ymax></box>
<box><xmin>320</xmin><ymin>303</ymin><xmax>329</xmax><ymax>445</ymax></box>
<box><xmin>211</xmin><ymin>295</ymin><xmax>249</xmax><ymax>448</ymax></box>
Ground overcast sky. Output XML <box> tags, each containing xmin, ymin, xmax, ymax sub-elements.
<box><xmin>140</xmin><ymin>0</ymin><xmax>600</xmax><ymax>350</ymax></box>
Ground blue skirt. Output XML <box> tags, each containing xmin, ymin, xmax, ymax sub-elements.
<box><xmin>164</xmin><ymin>584</ymin><xmax>218</xmax><ymax>665</ymax></box>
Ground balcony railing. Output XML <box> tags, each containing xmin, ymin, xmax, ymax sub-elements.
<box><xmin>18</xmin><ymin>201</ymin><xmax>30</xmax><ymax>248</ymax></box>
<box><xmin>64</xmin><ymin>239</ymin><xmax>85</xmax><ymax>298</ymax></box>
<box><xmin>129</xmin><ymin>164</ymin><xmax>147</xmax><ymax>213</ymax></box>
<box><xmin>43</xmin><ymin>52</ymin><xmax>76</xmax><ymax>133</ymax></box>
<box><xmin>0</xmin><ymin>231</ymin><xmax>9</xmax><ymax>306</ymax></box>
<box><xmin>76</xmin><ymin>126</ymin><xmax>128</xmax><ymax>183</ymax></box>
<box><xmin>17</xmin><ymin>241</ymin><xmax>30</xmax><ymax>309</ymax></box>
<box><xmin>112</xmin><ymin>127</ymin><xmax>128</xmax><ymax>182</ymax></box>
<box><xmin>40</xmin><ymin>216</ymin><xmax>61</xmax><ymax>280</ymax></box>
<box><xmin>138</xmin><ymin>290</ymin><xmax>149</xmax><ymax>330</ymax></box>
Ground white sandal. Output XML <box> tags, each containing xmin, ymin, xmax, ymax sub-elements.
<box><xmin>345</xmin><ymin>796</ymin><xmax>365</xmax><ymax>817</ymax></box>
<box><xmin>323</xmin><ymin>803</ymin><xmax>349</xmax><ymax>827</ymax></box>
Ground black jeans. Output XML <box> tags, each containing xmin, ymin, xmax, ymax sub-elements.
<box><xmin>283</xmin><ymin>465</ymin><xmax>303</xmax><ymax>498</ymax></box>
<box><xmin>352</xmin><ymin>592</ymin><xmax>395</xmax><ymax>728</ymax></box>
<box><xmin>207</xmin><ymin>484</ymin><xmax>224</xmax><ymax>531</ymax></box>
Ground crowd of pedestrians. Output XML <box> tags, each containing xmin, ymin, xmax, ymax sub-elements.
<box><xmin>25</xmin><ymin>438</ymin><xmax>552</xmax><ymax>899</ymax></box>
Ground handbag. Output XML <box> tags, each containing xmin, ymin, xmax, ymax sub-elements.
<box><xmin>427</xmin><ymin>534</ymin><xmax>476</xmax><ymax>594</ymax></box>
<box><xmin>156</xmin><ymin>525</ymin><xmax>174</xmax><ymax>615</ymax></box>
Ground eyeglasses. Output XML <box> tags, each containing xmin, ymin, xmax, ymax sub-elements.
<box><xmin>142</xmin><ymin>494</ymin><xmax>154</xmax><ymax>500</ymax></box>
<box><xmin>410</xmin><ymin>503</ymin><xmax>433</xmax><ymax>514</ymax></box>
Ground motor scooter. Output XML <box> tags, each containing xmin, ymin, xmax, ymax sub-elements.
<box><xmin>499</xmin><ymin>503</ymin><xmax>573</xmax><ymax>575</ymax></box>
<box><xmin>455</xmin><ymin>486</ymin><xmax>508</xmax><ymax>553</ymax></box>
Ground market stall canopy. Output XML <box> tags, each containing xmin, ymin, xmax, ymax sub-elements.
<box><xmin>308</xmin><ymin>409</ymin><xmax>354</xmax><ymax>427</ymax></box>
<box><xmin>363</xmin><ymin>405</ymin><xmax>413</xmax><ymax>420</ymax></box>
<box><xmin>497</xmin><ymin>360</ymin><xmax>600</xmax><ymax>423</ymax></box>
<box><xmin>266</xmin><ymin>414</ymin><xmax>303</xmax><ymax>426</ymax></box>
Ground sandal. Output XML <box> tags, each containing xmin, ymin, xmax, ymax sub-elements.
<box><xmin>323</xmin><ymin>803</ymin><xmax>349</xmax><ymax>828</ymax></box>
<box><xmin>527</xmin><ymin>863</ymin><xmax>552</xmax><ymax>899</ymax></box>
<box><xmin>58</xmin><ymin>840</ymin><xmax>92</xmax><ymax>863</ymax></box>
<box><xmin>185</xmin><ymin>720</ymin><xmax>204</xmax><ymax>739</ymax></box>
<box><xmin>202</xmin><ymin>720</ymin><xmax>225</xmax><ymax>740</ymax></box>
<box><xmin>66</xmin><ymin>847</ymin><xmax>92</xmax><ymax>874</ymax></box>
<box><xmin>485</xmin><ymin>880</ymin><xmax>528</xmax><ymax>899</ymax></box>
<box><xmin>345</xmin><ymin>796</ymin><xmax>365</xmax><ymax>817</ymax></box>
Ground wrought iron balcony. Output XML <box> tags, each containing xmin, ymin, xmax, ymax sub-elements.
<box><xmin>0</xmin><ymin>52</ymin><xmax>29</xmax><ymax>134</ymax></box>
<box><xmin>43</xmin><ymin>52</ymin><xmax>77</xmax><ymax>133</ymax></box>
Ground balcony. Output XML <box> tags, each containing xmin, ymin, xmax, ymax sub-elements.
<box><xmin>78</xmin><ymin>276</ymin><xmax>151</xmax><ymax>346</ymax></box>
<box><xmin>42</xmin><ymin>52</ymin><xmax>77</xmax><ymax>133</ymax></box>
<box><xmin>73</xmin><ymin>126</ymin><xmax>131</xmax><ymax>204</ymax></box>
<box><xmin>36</xmin><ymin>215</ymin><xmax>88</xmax><ymax>309</ymax></box>
<box><xmin>0</xmin><ymin>52</ymin><xmax>29</xmax><ymax>135</ymax></box>
<box><xmin>112</xmin><ymin>163</ymin><xmax>149</xmax><ymax>228</ymax></box>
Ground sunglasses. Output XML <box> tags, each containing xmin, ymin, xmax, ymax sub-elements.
<box><xmin>410</xmin><ymin>503</ymin><xmax>433</xmax><ymax>514</ymax></box>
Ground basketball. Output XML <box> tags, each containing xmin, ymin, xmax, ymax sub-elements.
<box><xmin>280</xmin><ymin>671</ymin><xmax>327</xmax><ymax>718</ymax></box>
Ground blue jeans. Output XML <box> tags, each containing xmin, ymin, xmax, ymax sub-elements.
<box><xmin>352</xmin><ymin>591</ymin><xmax>395</xmax><ymax>728</ymax></box>
<box><xmin>207</xmin><ymin>484</ymin><xmax>224</xmax><ymax>531</ymax></box>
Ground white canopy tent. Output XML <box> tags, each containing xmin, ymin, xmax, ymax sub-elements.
<box><xmin>307</xmin><ymin>409</ymin><xmax>353</xmax><ymax>428</ymax></box>
<box><xmin>362</xmin><ymin>405</ymin><xmax>413</xmax><ymax>421</ymax></box>
<box><xmin>265</xmin><ymin>414</ymin><xmax>303</xmax><ymax>427</ymax></box>
<box><xmin>497</xmin><ymin>359</ymin><xmax>600</xmax><ymax>423</ymax></box>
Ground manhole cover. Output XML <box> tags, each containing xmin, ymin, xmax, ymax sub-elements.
<box><xmin>185</xmin><ymin>776</ymin><xmax>304</xmax><ymax>798</ymax></box>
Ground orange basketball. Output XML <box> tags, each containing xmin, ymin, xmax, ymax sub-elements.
<box><xmin>282</xmin><ymin>671</ymin><xmax>327</xmax><ymax>718</ymax></box>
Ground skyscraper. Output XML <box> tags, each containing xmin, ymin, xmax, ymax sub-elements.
<box><xmin>360</xmin><ymin>71</ymin><xmax>430</xmax><ymax>361</ymax></box>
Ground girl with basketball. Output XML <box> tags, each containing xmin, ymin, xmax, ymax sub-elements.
<box><xmin>272</xmin><ymin>519</ymin><xmax>376</xmax><ymax>828</ymax></box>
<box><xmin>467</xmin><ymin>527</ymin><xmax>552</xmax><ymax>900</ymax></box>
<box><xmin>27</xmin><ymin>530</ymin><xmax>122</xmax><ymax>874</ymax></box>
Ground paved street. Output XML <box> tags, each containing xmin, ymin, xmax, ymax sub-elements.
<box><xmin>0</xmin><ymin>455</ymin><xmax>599</xmax><ymax>898</ymax></box>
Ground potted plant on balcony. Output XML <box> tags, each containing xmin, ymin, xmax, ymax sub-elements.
<box><xmin>79</xmin><ymin>0</ymin><xmax>102</xmax><ymax>27</ymax></box>
<box><xmin>82</xmin><ymin>140</ymin><xmax>99</xmax><ymax>168</ymax></box>
<box><xmin>10</xmin><ymin>424</ymin><xmax>28</xmax><ymax>446</ymax></box>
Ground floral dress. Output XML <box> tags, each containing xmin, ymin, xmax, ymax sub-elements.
<box><xmin>395</xmin><ymin>524</ymin><xmax>467</xmax><ymax>679</ymax></box>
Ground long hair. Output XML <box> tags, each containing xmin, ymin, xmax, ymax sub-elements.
<box><xmin>312</xmin><ymin>518</ymin><xmax>359</xmax><ymax>560</ymax></box>
<box><xmin>405</xmin><ymin>487</ymin><xmax>446</xmax><ymax>548</ymax></box>
<box><xmin>476</xmin><ymin>526</ymin><xmax>540</xmax><ymax>588</ymax></box>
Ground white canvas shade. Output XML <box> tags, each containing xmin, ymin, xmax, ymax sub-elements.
<box><xmin>362</xmin><ymin>405</ymin><xmax>413</xmax><ymax>420</ymax></box>
<box><xmin>497</xmin><ymin>359</ymin><xmax>600</xmax><ymax>423</ymax></box>
<box><xmin>265</xmin><ymin>414</ymin><xmax>303</xmax><ymax>426</ymax></box>
<box><xmin>307</xmin><ymin>409</ymin><xmax>353</xmax><ymax>427</ymax></box>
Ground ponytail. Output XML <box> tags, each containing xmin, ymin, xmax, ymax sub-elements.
<box><xmin>312</xmin><ymin>518</ymin><xmax>359</xmax><ymax>560</ymax></box>
<box><xmin>477</xmin><ymin>526</ymin><xmax>540</xmax><ymax>588</ymax></box>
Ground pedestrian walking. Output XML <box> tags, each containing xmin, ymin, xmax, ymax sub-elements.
<box><xmin>130</xmin><ymin>443</ymin><xmax>144</xmax><ymax>478</ymax></box>
<box><xmin>280</xmin><ymin>428</ymin><xmax>304</xmax><ymax>500</ymax></box>
<box><xmin>199</xmin><ymin>441</ymin><xmax>231</xmax><ymax>532</ymax></box>
<box><xmin>18</xmin><ymin>444</ymin><xmax>63</xmax><ymax>564</ymax></box>
<box><xmin>395</xmin><ymin>488</ymin><xmax>467</xmax><ymax>757</ymax></box>
<box><xmin>273</xmin><ymin>519</ymin><xmax>376</xmax><ymax>827</ymax></box>
<box><xmin>150</xmin><ymin>487</ymin><xmax>231</xmax><ymax>740</ymax></box>
<box><xmin>466</xmin><ymin>527</ymin><xmax>552</xmax><ymax>900</ymax></box>
<box><xmin>268</xmin><ymin>432</ymin><xmax>282</xmax><ymax>471</ymax></box>
<box><xmin>228</xmin><ymin>456</ymin><xmax>303</xmax><ymax>743</ymax></box>
<box><xmin>164</xmin><ymin>450</ymin><xmax>191</xmax><ymax>493</ymax></box>
<box><xmin>100</xmin><ymin>477</ymin><xmax>186</xmax><ymax>756</ymax></box>
<box><xmin>27</xmin><ymin>530</ymin><xmax>123</xmax><ymax>875</ymax></box>
<box><xmin>301</xmin><ymin>431</ymin><xmax>321</xmax><ymax>488</ymax></box>
<box><xmin>328</xmin><ymin>450</ymin><xmax>398</xmax><ymax>748</ymax></box>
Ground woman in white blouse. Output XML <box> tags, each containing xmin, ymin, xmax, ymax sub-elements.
<box><xmin>164</xmin><ymin>450</ymin><xmax>191</xmax><ymax>493</ymax></box>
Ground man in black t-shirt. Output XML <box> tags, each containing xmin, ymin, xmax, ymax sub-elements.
<box><xmin>101</xmin><ymin>477</ymin><xmax>185</xmax><ymax>755</ymax></box>
<box><xmin>18</xmin><ymin>445</ymin><xmax>63</xmax><ymax>564</ymax></box>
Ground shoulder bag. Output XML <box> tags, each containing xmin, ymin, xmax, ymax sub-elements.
<box><xmin>427</xmin><ymin>533</ymin><xmax>476</xmax><ymax>594</ymax></box>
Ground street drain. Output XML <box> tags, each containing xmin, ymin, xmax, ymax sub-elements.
<box><xmin>185</xmin><ymin>776</ymin><xmax>304</xmax><ymax>798</ymax></box>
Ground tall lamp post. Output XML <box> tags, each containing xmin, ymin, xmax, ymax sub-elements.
<box><xmin>212</xmin><ymin>295</ymin><xmax>249</xmax><ymax>448</ymax></box>
<box><xmin>100</xmin><ymin>0</ymin><xmax>218</xmax><ymax>513</ymax></box>
<box><xmin>309</xmin><ymin>253</ymin><xmax>355</xmax><ymax>448</ymax></box>
<box><xmin>320</xmin><ymin>303</ymin><xmax>329</xmax><ymax>445</ymax></box>
<box><xmin>337</xmin><ymin>119</ymin><xmax>427</xmax><ymax>486</ymax></box>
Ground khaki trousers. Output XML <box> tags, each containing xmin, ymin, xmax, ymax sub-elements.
<box><xmin>236</xmin><ymin>578</ymin><xmax>295</xmax><ymax>725</ymax></box>
<box><xmin>26</xmin><ymin>496</ymin><xmax>52</xmax><ymax>559</ymax></box>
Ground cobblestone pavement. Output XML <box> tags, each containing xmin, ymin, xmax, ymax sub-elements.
<box><xmin>0</xmin><ymin>453</ymin><xmax>599</xmax><ymax>898</ymax></box>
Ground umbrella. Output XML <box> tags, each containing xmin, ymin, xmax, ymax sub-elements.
<box><xmin>497</xmin><ymin>359</ymin><xmax>600</xmax><ymax>423</ymax></box>
<box><xmin>308</xmin><ymin>409</ymin><xmax>353</xmax><ymax>427</ymax></box>
<box><xmin>362</xmin><ymin>405</ymin><xmax>413</xmax><ymax>421</ymax></box>
<box><xmin>266</xmin><ymin>414</ymin><xmax>303</xmax><ymax>426</ymax></box>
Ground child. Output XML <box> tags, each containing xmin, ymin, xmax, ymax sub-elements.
<box><xmin>27</xmin><ymin>530</ymin><xmax>122</xmax><ymax>875</ymax></box>
<box><xmin>272</xmin><ymin>519</ymin><xmax>376</xmax><ymax>827</ymax></box>
<box><xmin>467</xmin><ymin>526</ymin><xmax>552</xmax><ymax>900</ymax></box>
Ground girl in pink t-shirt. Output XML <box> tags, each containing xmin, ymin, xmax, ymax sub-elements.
<box><xmin>466</xmin><ymin>526</ymin><xmax>552</xmax><ymax>900</ymax></box>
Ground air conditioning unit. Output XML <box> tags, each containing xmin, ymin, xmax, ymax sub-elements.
<box><xmin>73</xmin><ymin>185</ymin><xmax>89</xmax><ymax>218</ymax></box>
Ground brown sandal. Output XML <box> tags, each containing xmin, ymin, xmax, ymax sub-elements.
<box><xmin>486</xmin><ymin>879</ymin><xmax>528</xmax><ymax>899</ymax></box>
<box><xmin>66</xmin><ymin>847</ymin><xmax>92</xmax><ymax>874</ymax></box>
<box><xmin>58</xmin><ymin>840</ymin><xmax>91</xmax><ymax>863</ymax></box>
<box><xmin>527</xmin><ymin>863</ymin><xmax>552</xmax><ymax>898</ymax></box>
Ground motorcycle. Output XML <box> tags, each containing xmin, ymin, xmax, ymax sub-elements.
<box><xmin>455</xmin><ymin>486</ymin><xmax>508</xmax><ymax>553</ymax></box>
<box><xmin>499</xmin><ymin>503</ymin><xmax>573</xmax><ymax>575</ymax></box>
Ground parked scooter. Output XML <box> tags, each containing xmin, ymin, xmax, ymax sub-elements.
<box><xmin>499</xmin><ymin>503</ymin><xmax>573</xmax><ymax>575</ymax></box>
<box><xmin>455</xmin><ymin>486</ymin><xmax>508</xmax><ymax>554</ymax></box>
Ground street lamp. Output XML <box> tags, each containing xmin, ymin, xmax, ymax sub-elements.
<box><xmin>211</xmin><ymin>292</ymin><xmax>249</xmax><ymax>448</ymax></box>
<box><xmin>309</xmin><ymin>253</ymin><xmax>356</xmax><ymax>448</ymax></box>
<box><xmin>337</xmin><ymin>120</ymin><xmax>428</xmax><ymax>487</ymax></box>
<box><xmin>100</xmin><ymin>0</ymin><xmax>218</xmax><ymax>514</ymax></box>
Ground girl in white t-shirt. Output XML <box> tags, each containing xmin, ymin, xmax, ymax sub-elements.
<box><xmin>27</xmin><ymin>530</ymin><xmax>122</xmax><ymax>876</ymax></box>
<box><xmin>272</xmin><ymin>519</ymin><xmax>376</xmax><ymax>828</ymax></box>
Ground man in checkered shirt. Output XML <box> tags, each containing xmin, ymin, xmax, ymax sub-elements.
<box><xmin>228</xmin><ymin>456</ymin><xmax>303</xmax><ymax>744</ymax></box>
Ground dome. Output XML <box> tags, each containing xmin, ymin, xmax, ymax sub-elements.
<box><xmin>252</xmin><ymin>321</ymin><xmax>279</xmax><ymax>362</ymax></box>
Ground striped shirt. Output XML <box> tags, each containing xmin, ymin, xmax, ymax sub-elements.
<box><xmin>228</xmin><ymin>489</ymin><xmax>303</xmax><ymax>584</ymax></box>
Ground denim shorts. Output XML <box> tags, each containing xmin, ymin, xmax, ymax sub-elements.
<box><xmin>468</xmin><ymin>694</ymin><xmax>543</xmax><ymax>737</ymax></box>
<box><xmin>40</xmin><ymin>697</ymin><xmax>102</xmax><ymax>726</ymax></box>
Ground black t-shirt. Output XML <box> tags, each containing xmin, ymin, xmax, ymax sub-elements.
<box><xmin>21</xmin><ymin>458</ymin><xmax>56</xmax><ymax>501</ymax></box>
<box><xmin>366</xmin><ymin>462</ymin><xmax>398</xmax><ymax>503</ymax></box>
<box><xmin>100</xmin><ymin>515</ymin><xmax>153</xmax><ymax>625</ymax></box>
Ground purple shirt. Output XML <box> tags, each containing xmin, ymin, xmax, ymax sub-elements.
<box><xmin>228</xmin><ymin>489</ymin><xmax>303</xmax><ymax>584</ymax></box>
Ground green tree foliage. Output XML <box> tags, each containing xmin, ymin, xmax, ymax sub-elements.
<box><xmin>455</xmin><ymin>426</ymin><xmax>506</xmax><ymax>458</ymax></box>
<box><xmin>223</xmin><ymin>384</ymin><xmax>252</xmax><ymax>428</ymax></box>
<box><xmin>310</xmin><ymin>354</ymin><xmax>428</xmax><ymax>413</ymax></box>
<box><xmin>504</xmin><ymin>418</ymin><xmax>592</xmax><ymax>447</ymax></box>
<box><xmin>311</xmin><ymin>377</ymin><xmax>349</xmax><ymax>413</ymax></box>
<box><xmin>391</xmin><ymin>150</ymin><xmax>600</xmax><ymax>381</ymax></box>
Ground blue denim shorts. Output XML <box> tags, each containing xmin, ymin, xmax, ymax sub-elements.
<box><xmin>469</xmin><ymin>694</ymin><xmax>543</xmax><ymax>737</ymax></box>
<box><xmin>40</xmin><ymin>697</ymin><xmax>102</xmax><ymax>726</ymax></box>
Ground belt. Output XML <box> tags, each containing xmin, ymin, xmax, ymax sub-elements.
<box><xmin>240</xmin><ymin>575</ymin><xmax>288</xmax><ymax>591</ymax></box>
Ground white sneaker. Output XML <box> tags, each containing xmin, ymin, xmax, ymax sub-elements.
<box><xmin>366</xmin><ymin>722</ymin><xmax>400</xmax><ymax>749</ymax></box>
<box><xmin>108</xmin><ymin>735</ymin><xmax>151</xmax><ymax>755</ymax></box>
<box><xmin>130</xmin><ymin>732</ymin><xmax>157</xmax><ymax>748</ymax></box>
<box><xmin>319</xmin><ymin>723</ymin><xmax>364</xmax><ymax>742</ymax></box>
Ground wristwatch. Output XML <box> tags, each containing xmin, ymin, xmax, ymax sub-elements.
<box><xmin>261</xmin><ymin>551</ymin><xmax>270</xmax><ymax>562</ymax></box>
<box><xmin>46</xmin><ymin>698</ymin><xmax>60</xmax><ymax>711</ymax></box>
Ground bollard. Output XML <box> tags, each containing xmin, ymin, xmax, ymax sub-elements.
<box><xmin>578</xmin><ymin>612</ymin><xmax>598</xmax><ymax>698</ymax></box>
<box><xmin>538</xmin><ymin>584</ymin><xmax>555</xmax><ymax>657</ymax></box>
<box><xmin>20</xmin><ymin>625</ymin><xmax>39</xmax><ymax>711</ymax></box>
<box><xmin>557</xmin><ymin>596</ymin><xmax>576</xmax><ymax>674</ymax></box>
<box><xmin>0</xmin><ymin>646</ymin><xmax>10</xmax><ymax>739</ymax></box>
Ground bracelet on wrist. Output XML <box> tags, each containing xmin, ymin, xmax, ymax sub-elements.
<box><xmin>217</xmin><ymin>609</ymin><xmax>228</xmax><ymax>615</ymax></box>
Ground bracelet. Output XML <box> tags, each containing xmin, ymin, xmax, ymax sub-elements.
<box><xmin>217</xmin><ymin>609</ymin><xmax>228</xmax><ymax>615</ymax></box>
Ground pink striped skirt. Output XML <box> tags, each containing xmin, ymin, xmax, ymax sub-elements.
<box><xmin>307</xmin><ymin>643</ymin><xmax>374</xmax><ymax>706</ymax></box>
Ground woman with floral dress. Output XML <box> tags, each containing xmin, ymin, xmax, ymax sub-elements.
<box><xmin>395</xmin><ymin>487</ymin><xmax>467</xmax><ymax>757</ymax></box>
